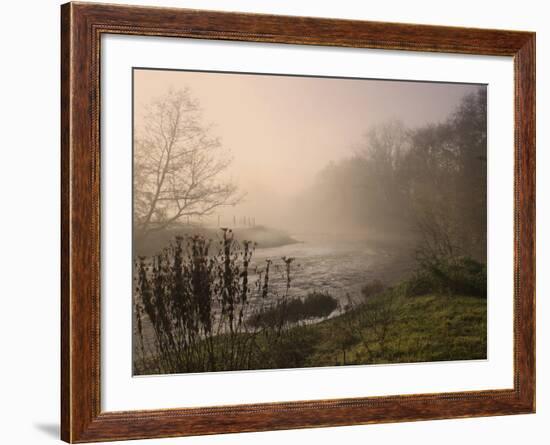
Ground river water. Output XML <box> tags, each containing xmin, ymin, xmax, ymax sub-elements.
<box><xmin>247</xmin><ymin>233</ymin><xmax>413</xmax><ymax>304</ymax></box>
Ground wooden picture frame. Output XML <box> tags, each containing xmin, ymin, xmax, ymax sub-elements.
<box><xmin>61</xmin><ymin>2</ymin><xmax>535</xmax><ymax>442</ymax></box>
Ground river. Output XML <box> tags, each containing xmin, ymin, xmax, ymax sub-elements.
<box><xmin>247</xmin><ymin>233</ymin><xmax>414</xmax><ymax>304</ymax></box>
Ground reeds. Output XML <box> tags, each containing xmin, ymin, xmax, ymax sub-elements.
<box><xmin>134</xmin><ymin>229</ymin><xmax>317</xmax><ymax>374</ymax></box>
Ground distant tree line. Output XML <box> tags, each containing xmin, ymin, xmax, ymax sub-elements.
<box><xmin>295</xmin><ymin>87</ymin><xmax>487</xmax><ymax>263</ymax></box>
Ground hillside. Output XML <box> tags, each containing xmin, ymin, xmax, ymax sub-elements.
<box><xmin>303</xmin><ymin>293</ymin><xmax>487</xmax><ymax>367</ymax></box>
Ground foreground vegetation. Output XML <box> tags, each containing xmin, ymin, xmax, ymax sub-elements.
<box><xmin>134</xmin><ymin>231</ymin><xmax>486</xmax><ymax>375</ymax></box>
<box><xmin>136</xmin><ymin>292</ymin><xmax>486</xmax><ymax>374</ymax></box>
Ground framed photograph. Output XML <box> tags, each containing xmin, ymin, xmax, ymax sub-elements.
<box><xmin>61</xmin><ymin>2</ymin><xmax>535</xmax><ymax>442</ymax></box>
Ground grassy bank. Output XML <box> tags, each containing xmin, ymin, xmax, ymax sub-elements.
<box><xmin>136</xmin><ymin>290</ymin><xmax>486</xmax><ymax>375</ymax></box>
<box><xmin>133</xmin><ymin>232</ymin><xmax>487</xmax><ymax>375</ymax></box>
<box><xmin>305</xmin><ymin>292</ymin><xmax>486</xmax><ymax>367</ymax></box>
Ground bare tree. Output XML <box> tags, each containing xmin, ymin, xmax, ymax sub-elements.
<box><xmin>134</xmin><ymin>88</ymin><xmax>242</xmax><ymax>239</ymax></box>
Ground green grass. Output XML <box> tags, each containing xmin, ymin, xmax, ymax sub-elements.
<box><xmin>137</xmin><ymin>291</ymin><xmax>486</xmax><ymax>374</ymax></box>
<box><xmin>307</xmin><ymin>292</ymin><xmax>487</xmax><ymax>367</ymax></box>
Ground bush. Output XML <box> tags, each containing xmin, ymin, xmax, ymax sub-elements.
<box><xmin>249</xmin><ymin>292</ymin><xmax>337</xmax><ymax>328</ymax></box>
<box><xmin>134</xmin><ymin>229</ymin><xmax>260</xmax><ymax>374</ymax></box>
<box><xmin>406</xmin><ymin>256</ymin><xmax>486</xmax><ymax>298</ymax></box>
<box><xmin>302</xmin><ymin>292</ymin><xmax>338</xmax><ymax>319</ymax></box>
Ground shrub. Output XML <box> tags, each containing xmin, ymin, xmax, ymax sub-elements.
<box><xmin>302</xmin><ymin>292</ymin><xmax>338</xmax><ymax>319</ymax></box>
<box><xmin>249</xmin><ymin>292</ymin><xmax>337</xmax><ymax>328</ymax></box>
<box><xmin>406</xmin><ymin>256</ymin><xmax>486</xmax><ymax>298</ymax></box>
<box><xmin>134</xmin><ymin>229</ymin><xmax>259</xmax><ymax>373</ymax></box>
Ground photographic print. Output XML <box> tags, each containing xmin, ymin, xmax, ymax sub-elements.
<box><xmin>132</xmin><ymin>68</ymin><xmax>487</xmax><ymax>376</ymax></box>
<box><xmin>61</xmin><ymin>5</ymin><xmax>535</xmax><ymax>440</ymax></box>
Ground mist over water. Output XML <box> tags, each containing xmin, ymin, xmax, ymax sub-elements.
<box><xmin>134</xmin><ymin>69</ymin><xmax>486</xmax><ymax>303</ymax></box>
<box><xmin>135</xmin><ymin>69</ymin><xmax>480</xmax><ymax>236</ymax></box>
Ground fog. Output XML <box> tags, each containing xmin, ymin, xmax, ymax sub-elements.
<box><xmin>134</xmin><ymin>69</ymin><xmax>484</xmax><ymax>242</ymax></box>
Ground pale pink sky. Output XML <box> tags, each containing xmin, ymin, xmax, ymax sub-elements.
<box><xmin>134</xmin><ymin>69</ymin><xmax>480</xmax><ymax>228</ymax></box>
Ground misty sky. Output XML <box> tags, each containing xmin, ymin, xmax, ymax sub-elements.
<box><xmin>134</xmin><ymin>68</ymin><xmax>481</xmax><ymax>228</ymax></box>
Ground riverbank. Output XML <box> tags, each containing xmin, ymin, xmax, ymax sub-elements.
<box><xmin>135</xmin><ymin>224</ymin><xmax>299</xmax><ymax>256</ymax></box>
<box><xmin>133</xmin><ymin>229</ymin><xmax>486</xmax><ymax>375</ymax></box>
<box><xmin>135</xmin><ymin>289</ymin><xmax>486</xmax><ymax>375</ymax></box>
<box><xmin>300</xmin><ymin>292</ymin><xmax>487</xmax><ymax>367</ymax></box>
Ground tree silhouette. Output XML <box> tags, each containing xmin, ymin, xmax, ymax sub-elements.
<box><xmin>134</xmin><ymin>88</ymin><xmax>242</xmax><ymax>239</ymax></box>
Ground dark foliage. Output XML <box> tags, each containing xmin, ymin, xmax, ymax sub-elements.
<box><xmin>249</xmin><ymin>291</ymin><xmax>338</xmax><ymax>328</ymax></box>
<box><xmin>134</xmin><ymin>229</ymin><xmax>259</xmax><ymax>374</ymax></box>
<box><xmin>134</xmin><ymin>231</ymin><xmax>336</xmax><ymax>374</ymax></box>
<box><xmin>293</xmin><ymin>88</ymin><xmax>487</xmax><ymax>264</ymax></box>
<box><xmin>406</xmin><ymin>256</ymin><xmax>487</xmax><ymax>298</ymax></box>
